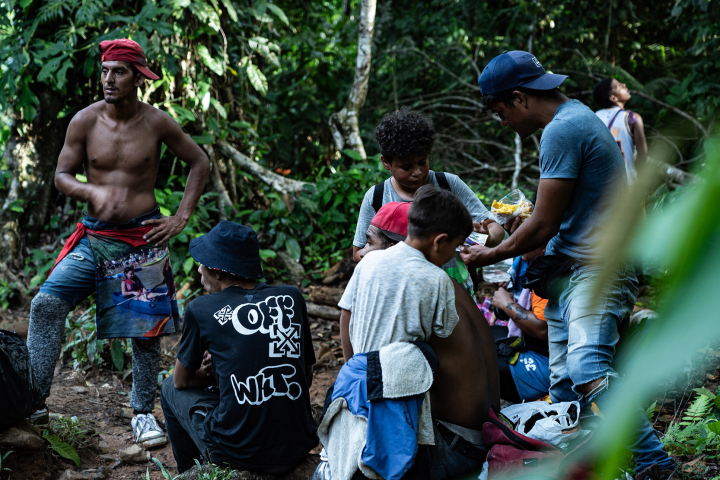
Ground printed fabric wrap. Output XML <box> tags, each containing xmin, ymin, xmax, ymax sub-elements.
<box><xmin>87</xmin><ymin>229</ymin><xmax>179</xmax><ymax>339</ymax></box>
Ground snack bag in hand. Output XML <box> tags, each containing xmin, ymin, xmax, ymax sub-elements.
<box><xmin>489</xmin><ymin>189</ymin><xmax>534</xmax><ymax>225</ymax></box>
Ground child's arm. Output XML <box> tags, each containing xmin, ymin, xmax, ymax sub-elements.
<box><xmin>447</xmin><ymin>174</ymin><xmax>504</xmax><ymax>246</ymax></box>
<box><xmin>340</xmin><ymin>309</ymin><xmax>354</xmax><ymax>361</ymax></box>
<box><xmin>352</xmin><ymin>187</ymin><xmax>377</xmax><ymax>262</ymax></box>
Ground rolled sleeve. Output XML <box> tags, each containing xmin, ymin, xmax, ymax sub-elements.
<box><xmin>338</xmin><ymin>268</ymin><xmax>358</xmax><ymax>311</ymax></box>
<box><xmin>353</xmin><ymin>187</ymin><xmax>376</xmax><ymax>248</ymax></box>
<box><xmin>446</xmin><ymin>173</ymin><xmax>490</xmax><ymax>222</ymax></box>
<box><xmin>176</xmin><ymin>305</ymin><xmax>203</xmax><ymax>371</ymax></box>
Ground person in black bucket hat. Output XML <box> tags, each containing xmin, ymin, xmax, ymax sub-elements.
<box><xmin>161</xmin><ymin>221</ymin><xmax>318</xmax><ymax>474</ymax></box>
<box><xmin>189</xmin><ymin>220</ymin><xmax>264</xmax><ymax>280</ymax></box>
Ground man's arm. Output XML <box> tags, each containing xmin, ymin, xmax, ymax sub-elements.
<box><xmin>55</xmin><ymin>113</ymin><xmax>92</xmax><ymax>202</ymax></box>
<box><xmin>173</xmin><ymin>352</ymin><xmax>214</xmax><ymax>390</ymax></box>
<box><xmin>340</xmin><ymin>309</ymin><xmax>354</xmax><ymax>362</ymax></box>
<box><xmin>54</xmin><ymin>111</ymin><xmax>132</xmax><ymax>219</ymax></box>
<box><xmin>492</xmin><ymin>288</ymin><xmax>547</xmax><ymax>340</ymax></box>
<box><xmin>459</xmin><ymin>178</ymin><xmax>575</xmax><ymax>268</ymax></box>
<box><xmin>631</xmin><ymin>113</ymin><xmax>647</xmax><ymax>168</ymax></box>
<box><xmin>142</xmin><ymin>112</ymin><xmax>210</xmax><ymax>245</ymax></box>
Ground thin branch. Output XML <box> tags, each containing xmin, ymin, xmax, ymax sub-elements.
<box><xmin>630</xmin><ymin>90</ymin><xmax>709</xmax><ymax>137</ymax></box>
<box><xmin>400</xmin><ymin>47</ymin><xmax>477</xmax><ymax>90</ymax></box>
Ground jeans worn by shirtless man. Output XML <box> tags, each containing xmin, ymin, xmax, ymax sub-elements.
<box><xmin>347</xmin><ymin>202</ymin><xmax>500</xmax><ymax>479</ymax></box>
<box><xmin>26</xmin><ymin>39</ymin><xmax>210</xmax><ymax>446</ymax></box>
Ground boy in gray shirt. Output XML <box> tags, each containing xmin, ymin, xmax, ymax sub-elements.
<box><xmin>351</xmin><ymin>109</ymin><xmax>505</xmax><ymax>295</ymax></box>
<box><xmin>339</xmin><ymin>185</ymin><xmax>473</xmax><ymax>357</ymax></box>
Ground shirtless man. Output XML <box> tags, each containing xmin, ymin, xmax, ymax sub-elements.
<box><xmin>26</xmin><ymin>39</ymin><xmax>210</xmax><ymax>447</ymax></box>
<box><xmin>351</xmin><ymin>203</ymin><xmax>500</xmax><ymax>478</ymax></box>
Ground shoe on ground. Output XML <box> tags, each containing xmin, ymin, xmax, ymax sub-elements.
<box><xmin>636</xmin><ymin>464</ymin><xmax>679</xmax><ymax>480</ymax></box>
<box><xmin>132</xmin><ymin>413</ymin><xmax>167</xmax><ymax>446</ymax></box>
<box><xmin>29</xmin><ymin>407</ymin><xmax>49</xmax><ymax>425</ymax></box>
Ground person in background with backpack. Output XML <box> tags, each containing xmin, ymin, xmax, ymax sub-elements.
<box><xmin>594</xmin><ymin>78</ymin><xmax>649</xmax><ymax>285</ymax></box>
<box><xmin>593</xmin><ymin>78</ymin><xmax>648</xmax><ymax>184</ymax></box>
<box><xmin>351</xmin><ymin>108</ymin><xmax>506</xmax><ymax>294</ymax></box>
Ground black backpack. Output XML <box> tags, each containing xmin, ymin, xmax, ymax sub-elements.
<box><xmin>371</xmin><ymin>172</ymin><xmax>451</xmax><ymax>212</ymax></box>
<box><xmin>0</xmin><ymin>330</ymin><xmax>42</xmax><ymax>429</ymax></box>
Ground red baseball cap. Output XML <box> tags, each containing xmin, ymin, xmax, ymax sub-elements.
<box><xmin>99</xmin><ymin>39</ymin><xmax>159</xmax><ymax>80</ymax></box>
<box><xmin>370</xmin><ymin>202</ymin><xmax>410</xmax><ymax>242</ymax></box>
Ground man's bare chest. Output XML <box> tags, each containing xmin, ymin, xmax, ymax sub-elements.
<box><xmin>86</xmin><ymin>121</ymin><xmax>160</xmax><ymax>170</ymax></box>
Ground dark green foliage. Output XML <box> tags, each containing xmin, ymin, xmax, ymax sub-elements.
<box><xmin>0</xmin><ymin>0</ymin><xmax>717</xmax><ymax>294</ymax></box>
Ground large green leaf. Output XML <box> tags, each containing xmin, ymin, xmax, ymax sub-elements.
<box><xmin>259</xmin><ymin>249</ymin><xmax>277</xmax><ymax>261</ymax></box>
<box><xmin>709</xmin><ymin>421</ymin><xmax>720</xmax><ymax>435</ymax></box>
<box><xmin>191</xmin><ymin>134</ymin><xmax>215</xmax><ymax>144</ymax></box>
<box><xmin>110</xmin><ymin>340</ymin><xmax>124</xmax><ymax>372</ymax></box>
<box><xmin>343</xmin><ymin>149</ymin><xmax>365</xmax><ymax>161</ymax></box>
<box><xmin>266</xmin><ymin>4</ymin><xmax>289</xmax><ymax>25</ymax></box>
<box><xmin>246</xmin><ymin>63</ymin><xmax>268</xmax><ymax>96</ymax></box>
<box><xmin>168</xmin><ymin>104</ymin><xmax>195</xmax><ymax>124</ymax></box>
<box><xmin>219</xmin><ymin>0</ymin><xmax>238</xmax><ymax>21</ymax></box>
<box><xmin>44</xmin><ymin>434</ymin><xmax>80</xmax><ymax>466</ymax></box>
<box><xmin>197</xmin><ymin>45</ymin><xmax>224</xmax><ymax>76</ymax></box>
<box><xmin>285</xmin><ymin>238</ymin><xmax>301</xmax><ymax>262</ymax></box>
<box><xmin>210</xmin><ymin>98</ymin><xmax>227</xmax><ymax>119</ymax></box>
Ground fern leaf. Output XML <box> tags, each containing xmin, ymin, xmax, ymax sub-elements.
<box><xmin>645</xmin><ymin>401</ymin><xmax>658</xmax><ymax>421</ymax></box>
<box><xmin>681</xmin><ymin>394</ymin><xmax>713</xmax><ymax>424</ymax></box>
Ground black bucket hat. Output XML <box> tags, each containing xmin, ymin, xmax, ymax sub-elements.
<box><xmin>189</xmin><ymin>221</ymin><xmax>264</xmax><ymax>279</ymax></box>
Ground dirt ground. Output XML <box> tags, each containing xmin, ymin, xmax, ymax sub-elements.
<box><xmin>3</xmin><ymin>299</ymin><xmax>720</xmax><ymax>479</ymax></box>
<box><xmin>0</xmin><ymin>308</ymin><xmax>342</xmax><ymax>480</ymax></box>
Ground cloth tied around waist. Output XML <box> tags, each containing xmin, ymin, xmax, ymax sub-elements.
<box><xmin>319</xmin><ymin>342</ymin><xmax>437</xmax><ymax>480</ymax></box>
<box><xmin>51</xmin><ymin>222</ymin><xmax>180</xmax><ymax>339</ymax></box>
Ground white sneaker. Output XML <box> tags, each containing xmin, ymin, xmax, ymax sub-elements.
<box><xmin>29</xmin><ymin>407</ymin><xmax>49</xmax><ymax>425</ymax></box>
<box><xmin>132</xmin><ymin>413</ymin><xmax>166</xmax><ymax>444</ymax></box>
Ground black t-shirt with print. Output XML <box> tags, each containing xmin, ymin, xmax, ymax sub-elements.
<box><xmin>177</xmin><ymin>283</ymin><xmax>318</xmax><ymax>464</ymax></box>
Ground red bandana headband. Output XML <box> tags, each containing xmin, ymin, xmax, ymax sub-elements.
<box><xmin>99</xmin><ymin>39</ymin><xmax>159</xmax><ymax>80</ymax></box>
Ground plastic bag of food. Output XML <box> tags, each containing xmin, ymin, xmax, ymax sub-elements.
<box><xmin>489</xmin><ymin>189</ymin><xmax>534</xmax><ymax>225</ymax></box>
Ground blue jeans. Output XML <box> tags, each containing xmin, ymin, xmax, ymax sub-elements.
<box><xmin>545</xmin><ymin>263</ymin><xmax>673</xmax><ymax>472</ymax></box>
<box><xmin>39</xmin><ymin>206</ymin><xmax>161</xmax><ymax>306</ymax></box>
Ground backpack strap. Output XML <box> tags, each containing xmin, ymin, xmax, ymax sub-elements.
<box><xmin>372</xmin><ymin>181</ymin><xmax>385</xmax><ymax>213</ymax></box>
<box><xmin>435</xmin><ymin>172</ymin><xmax>451</xmax><ymax>191</ymax></box>
<box><xmin>606</xmin><ymin>108</ymin><xmax>625</xmax><ymax>130</ymax></box>
<box><xmin>374</xmin><ymin>173</ymin><xmax>450</xmax><ymax>213</ymax></box>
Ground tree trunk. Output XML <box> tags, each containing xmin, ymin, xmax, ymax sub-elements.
<box><xmin>203</xmin><ymin>144</ymin><xmax>237</xmax><ymax>220</ymax></box>
<box><xmin>0</xmin><ymin>89</ymin><xmax>65</xmax><ymax>270</ymax></box>
<box><xmin>216</xmin><ymin>141</ymin><xmax>312</xmax><ymax>194</ymax></box>
<box><xmin>329</xmin><ymin>0</ymin><xmax>377</xmax><ymax>159</ymax></box>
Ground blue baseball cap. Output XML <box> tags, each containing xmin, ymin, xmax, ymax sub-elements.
<box><xmin>478</xmin><ymin>51</ymin><xmax>568</xmax><ymax>95</ymax></box>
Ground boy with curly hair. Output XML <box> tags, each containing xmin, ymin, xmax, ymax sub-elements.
<box><xmin>351</xmin><ymin>109</ymin><xmax>505</xmax><ymax>292</ymax></box>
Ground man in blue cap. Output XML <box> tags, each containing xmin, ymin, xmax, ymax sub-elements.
<box><xmin>160</xmin><ymin>221</ymin><xmax>318</xmax><ymax>474</ymax></box>
<box><xmin>460</xmin><ymin>51</ymin><xmax>675</xmax><ymax>478</ymax></box>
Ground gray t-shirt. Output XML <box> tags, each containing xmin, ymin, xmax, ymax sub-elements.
<box><xmin>352</xmin><ymin>171</ymin><xmax>490</xmax><ymax>248</ymax></box>
<box><xmin>338</xmin><ymin>241</ymin><xmax>459</xmax><ymax>354</ymax></box>
<box><xmin>539</xmin><ymin>100</ymin><xmax>627</xmax><ymax>262</ymax></box>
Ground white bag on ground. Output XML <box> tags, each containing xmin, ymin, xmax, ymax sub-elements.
<box><xmin>501</xmin><ymin>401</ymin><xmax>584</xmax><ymax>450</ymax></box>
